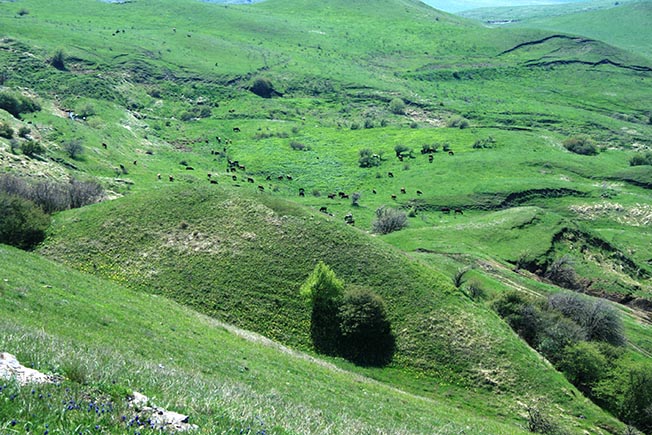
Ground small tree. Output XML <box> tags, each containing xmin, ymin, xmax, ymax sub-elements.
<box><xmin>300</xmin><ymin>262</ymin><xmax>345</xmax><ymax>355</ymax></box>
<box><xmin>372</xmin><ymin>206</ymin><xmax>407</xmax><ymax>235</ymax></box>
<box><xmin>18</xmin><ymin>126</ymin><xmax>30</xmax><ymax>138</ymax></box>
<box><xmin>64</xmin><ymin>139</ymin><xmax>84</xmax><ymax>159</ymax></box>
<box><xmin>0</xmin><ymin>123</ymin><xmax>13</xmax><ymax>139</ymax></box>
<box><xmin>388</xmin><ymin>98</ymin><xmax>406</xmax><ymax>115</ymax></box>
<box><xmin>0</xmin><ymin>193</ymin><xmax>50</xmax><ymax>250</ymax></box>
<box><xmin>558</xmin><ymin>342</ymin><xmax>607</xmax><ymax>394</ymax></box>
<box><xmin>50</xmin><ymin>49</ymin><xmax>66</xmax><ymax>71</ymax></box>
<box><xmin>358</xmin><ymin>149</ymin><xmax>381</xmax><ymax>168</ymax></box>
<box><xmin>339</xmin><ymin>289</ymin><xmax>395</xmax><ymax>366</ymax></box>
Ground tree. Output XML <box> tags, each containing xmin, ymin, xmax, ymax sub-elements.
<box><xmin>339</xmin><ymin>289</ymin><xmax>395</xmax><ymax>366</ymax></box>
<box><xmin>0</xmin><ymin>193</ymin><xmax>50</xmax><ymax>250</ymax></box>
<box><xmin>372</xmin><ymin>206</ymin><xmax>407</xmax><ymax>235</ymax></box>
<box><xmin>300</xmin><ymin>262</ymin><xmax>345</xmax><ymax>355</ymax></box>
<box><xmin>358</xmin><ymin>149</ymin><xmax>381</xmax><ymax>168</ymax></box>
<box><xmin>20</xmin><ymin>140</ymin><xmax>45</xmax><ymax>158</ymax></box>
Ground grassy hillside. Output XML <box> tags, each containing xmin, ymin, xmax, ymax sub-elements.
<box><xmin>0</xmin><ymin>244</ymin><xmax>538</xmax><ymax>434</ymax></box>
<box><xmin>1</xmin><ymin>0</ymin><xmax>652</xmax><ymax>432</ymax></box>
<box><xmin>37</xmin><ymin>184</ymin><xmax>626</xmax><ymax>434</ymax></box>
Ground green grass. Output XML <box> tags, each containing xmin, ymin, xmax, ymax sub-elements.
<box><xmin>1</xmin><ymin>244</ymin><xmax>545</xmax><ymax>434</ymax></box>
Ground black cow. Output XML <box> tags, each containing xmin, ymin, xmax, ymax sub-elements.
<box><xmin>233</xmin><ymin>127</ymin><xmax>241</xmax><ymax>132</ymax></box>
<box><xmin>388</xmin><ymin>172</ymin><xmax>394</xmax><ymax>178</ymax></box>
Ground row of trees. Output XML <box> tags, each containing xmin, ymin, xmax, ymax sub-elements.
<box><xmin>300</xmin><ymin>262</ymin><xmax>395</xmax><ymax>366</ymax></box>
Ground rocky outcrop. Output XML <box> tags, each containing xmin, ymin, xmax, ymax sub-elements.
<box><xmin>129</xmin><ymin>391</ymin><xmax>198</xmax><ymax>432</ymax></box>
<box><xmin>0</xmin><ymin>352</ymin><xmax>55</xmax><ymax>385</ymax></box>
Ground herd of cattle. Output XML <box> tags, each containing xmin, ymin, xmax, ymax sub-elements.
<box><xmin>103</xmin><ymin>127</ymin><xmax>464</xmax><ymax>223</ymax></box>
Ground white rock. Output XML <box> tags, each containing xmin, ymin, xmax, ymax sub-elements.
<box><xmin>0</xmin><ymin>352</ymin><xmax>54</xmax><ymax>385</ymax></box>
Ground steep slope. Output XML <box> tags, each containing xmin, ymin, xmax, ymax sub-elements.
<box><xmin>39</xmin><ymin>184</ymin><xmax>623</xmax><ymax>433</ymax></box>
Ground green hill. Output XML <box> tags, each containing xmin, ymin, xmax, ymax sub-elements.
<box><xmin>0</xmin><ymin>244</ymin><xmax>535</xmax><ymax>434</ymax></box>
<box><xmin>1</xmin><ymin>0</ymin><xmax>652</xmax><ymax>432</ymax></box>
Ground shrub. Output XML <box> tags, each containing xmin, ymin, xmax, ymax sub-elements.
<box><xmin>9</xmin><ymin>139</ymin><xmax>19</xmax><ymax>154</ymax></box>
<box><xmin>558</xmin><ymin>342</ymin><xmax>608</xmax><ymax>394</ymax></box>
<box><xmin>0</xmin><ymin>123</ymin><xmax>13</xmax><ymax>139</ymax></box>
<box><xmin>350</xmin><ymin>122</ymin><xmax>360</xmax><ymax>130</ymax></box>
<box><xmin>372</xmin><ymin>206</ymin><xmax>407</xmax><ymax>235</ymax></box>
<box><xmin>20</xmin><ymin>140</ymin><xmax>44</xmax><ymax>158</ymax></box>
<box><xmin>563</xmin><ymin>136</ymin><xmax>598</xmax><ymax>156</ymax></box>
<box><xmin>394</xmin><ymin>144</ymin><xmax>411</xmax><ymax>158</ymax></box>
<box><xmin>492</xmin><ymin>292</ymin><xmax>542</xmax><ymax>346</ymax></box>
<box><xmin>388</xmin><ymin>98</ymin><xmax>406</xmax><ymax>115</ymax></box>
<box><xmin>0</xmin><ymin>92</ymin><xmax>40</xmax><ymax>118</ymax></box>
<box><xmin>473</xmin><ymin>137</ymin><xmax>496</xmax><ymax>149</ymax></box>
<box><xmin>50</xmin><ymin>49</ymin><xmax>66</xmax><ymax>70</ymax></box>
<box><xmin>358</xmin><ymin>149</ymin><xmax>381</xmax><ymax>168</ymax></box>
<box><xmin>351</xmin><ymin>192</ymin><xmax>361</xmax><ymax>207</ymax></box>
<box><xmin>77</xmin><ymin>103</ymin><xmax>96</xmax><ymax>118</ymax></box>
<box><xmin>525</xmin><ymin>401</ymin><xmax>569</xmax><ymax>435</ymax></box>
<box><xmin>548</xmin><ymin>292</ymin><xmax>625</xmax><ymax>346</ymax></box>
<box><xmin>421</xmin><ymin>143</ymin><xmax>439</xmax><ymax>154</ymax></box>
<box><xmin>338</xmin><ymin>289</ymin><xmax>395</xmax><ymax>366</ymax></box>
<box><xmin>18</xmin><ymin>126</ymin><xmax>30</xmax><ymax>138</ymax></box>
<box><xmin>629</xmin><ymin>152</ymin><xmax>652</xmax><ymax>166</ymax></box>
<box><xmin>363</xmin><ymin>118</ymin><xmax>374</xmax><ymax>129</ymax></box>
<box><xmin>620</xmin><ymin>363</ymin><xmax>652</xmax><ymax>434</ymax></box>
<box><xmin>535</xmin><ymin>314</ymin><xmax>586</xmax><ymax>364</ymax></box>
<box><xmin>300</xmin><ymin>262</ymin><xmax>345</xmax><ymax>355</ymax></box>
<box><xmin>0</xmin><ymin>193</ymin><xmax>50</xmax><ymax>250</ymax></box>
<box><xmin>250</xmin><ymin>77</ymin><xmax>275</xmax><ymax>98</ymax></box>
<box><xmin>544</xmin><ymin>255</ymin><xmax>580</xmax><ymax>290</ymax></box>
<box><xmin>63</xmin><ymin>139</ymin><xmax>84</xmax><ymax>159</ymax></box>
<box><xmin>447</xmin><ymin>115</ymin><xmax>469</xmax><ymax>129</ymax></box>
<box><xmin>289</xmin><ymin>141</ymin><xmax>307</xmax><ymax>151</ymax></box>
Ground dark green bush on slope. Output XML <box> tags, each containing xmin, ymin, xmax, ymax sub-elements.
<box><xmin>0</xmin><ymin>193</ymin><xmax>50</xmax><ymax>250</ymax></box>
<box><xmin>563</xmin><ymin>136</ymin><xmax>598</xmax><ymax>156</ymax></box>
<box><xmin>339</xmin><ymin>288</ymin><xmax>395</xmax><ymax>366</ymax></box>
<box><xmin>0</xmin><ymin>91</ymin><xmax>41</xmax><ymax>118</ymax></box>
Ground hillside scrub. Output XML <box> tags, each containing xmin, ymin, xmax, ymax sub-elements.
<box><xmin>629</xmin><ymin>151</ymin><xmax>652</xmax><ymax>166</ymax></box>
<box><xmin>0</xmin><ymin>91</ymin><xmax>41</xmax><ymax>118</ymax></box>
<box><xmin>0</xmin><ymin>193</ymin><xmax>50</xmax><ymax>250</ymax></box>
<box><xmin>563</xmin><ymin>136</ymin><xmax>598</xmax><ymax>156</ymax></box>
<box><xmin>372</xmin><ymin>206</ymin><xmax>408</xmax><ymax>234</ymax></box>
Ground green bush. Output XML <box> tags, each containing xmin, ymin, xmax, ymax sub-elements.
<box><xmin>0</xmin><ymin>92</ymin><xmax>41</xmax><ymax>118</ymax></box>
<box><xmin>629</xmin><ymin>152</ymin><xmax>652</xmax><ymax>166</ymax></box>
<box><xmin>0</xmin><ymin>123</ymin><xmax>13</xmax><ymax>139</ymax></box>
<box><xmin>358</xmin><ymin>149</ymin><xmax>381</xmax><ymax>168</ymax></box>
<box><xmin>447</xmin><ymin>115</ymin><xmax>470</xmax><ymax>129</ymax></box>
<box><xmin>20</xmin><ymin>140</ymin><xmax>45</xmax><ymax>158</ymax></box>
<box><xmin>300</xmin><ymin>262</ymin><xmax>345</xmax><ymax>355</ymax></box>
<box><xmin>18</xmin><ymin>126</ymin><xmax>30</xmax><ymax>138</ymax></box>
<box><xmin>0</xmin><ymin>193</ymin><xmax>50</xmax><ymax>250</ymax></box>
<box><xmin>372</xmin><ymin>206</ymin><xmax>407</xmax><ymax>235</ymax></box>
<box><xmin>338</xmin><ymin>289</ymin><xmax>395</xmax><ymax>366</ymax></box>
<box><xmin>64</xmin><ymin>139</ymin><xmax>84</xmax><ymax>159</ymax></box>
<box><xmin>558</xmin><ymin>342</ymin><xmax>608</xmax><ymax>394</ymax></box>
<box><xmin>388</xmin><ymin>98</ymin><xmax>406</xmax><ymax>115</ymax></box>
<box><xmin>250</xmin><ymin>77</ymin><xmax>276</xmax><ymax>98</ymax></box>
<box><xmin>563</xmin><ymin>136</ymin><xmax>598</xmax><ymax>156</ymax></box>
<box><xmin>50</xmin><ymin>49</ymin><xmax>66</xmax><ymax>70</ymax></box>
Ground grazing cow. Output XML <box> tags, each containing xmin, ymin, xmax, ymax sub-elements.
<box><xmin>169</xmin><ymin>175</ymin><xmax>174</xmax><ymax>182</ymax></box>
<box><xmin>344</xmin><ymin>213</ymin><xmax>355</xmax><ymax>224</ymax></box>
<box><xmin>207</xmin><ymin>173</ymin><xmax>212</xmax><ymax>178</ymax></box>
<box><xmin>238</xmin><ymin>164</ymin><xmax>246</xmax><ymax>171</ymax></box>
<box><xmin>145</xmin><ymin>150</ymin><xmax>153</xmax><ymax>155</ymax></box>
<box><xmin>286</xmin><ymin>175</ymin><xmax>293</xmax><ymax>181</ymax></box>
<box><xmin>454</xmin><ymin>208</ymin><xmax>464</xmax><ymax>215</ymax></box>
<box><xmin>338</xmin><ymin>192</ymin><xmax>346</xmax><ymax>198</ymax></box>
<box><xmin>210</xmin><ymin>180</ymin><xmax>218</xmax><ymax>184</ymax></box>
<box><xmin>173</xmin><ymin>27</ymin><xmax>176</xmax><ymax>33</ymax></box>
<box><xmin>258</xmin><ymin>185</ymin><xmax>265</xmax><ymax>192</ymax></box>
<box><xmin>247</xmin><ymin>177</ymin><xmax>254</xmax><ymax>183</ymax></box>
<box><xmin>299</xmin><ymin>188</ymin><xmax>305</xmax><ymax>197</ymax></box>
<box><xmin>157</xmin><ymin>173</ymin><xmax>161</xmax><ymax>180</ymax></box>
<box><xmin>278</xmin><ymin>175</ymin><xmax>284</xmax><ymax>181</ymax></box>
<box><xmin>388</xmin><ymin>172</ymin><xmax>394</xmax><ymax>178</ymax></box>
<box><xmin>228</xmin><ymin>109</ymin><xmax>235</xmax><ymax>113</ymax></box>
<box><xmin>119</xmin><ymin>164</ymin><xmax>126</xmax><ymax>172</ymax></box>
<box><xmin>102</xmin><ymin>143</ymin><xmax>107</xmax><ymax>149</ymax></box>
<box><xmin>187</xmin><ymin>34</ymin><xmax>191</xmax><ymax>38</ymax></box>
<box><xmin>232</xmin><ymin>175</ymin><xmax>237</xmax><ymax>181</ymax></box>
<box><xmin>441</xmin><ymin>207</ymin><xmax>451</xmax><ymax>214</ymax></box>
<box><xmin>341</xmin><ymin>194</ymin><xmax>349</xmax><ymax>199</ymax></box>
<box><xmin>216</xmin><ymin>136</ymin><xmax>222</xmax><ymax>143</ymax></box>
<box><xmin>398</xmin><ymin>155</ymin><xmax>404</xmax><ymax>162</ymax></box>
<box><xmin>372</xmin><ymin>189</ymin><xmax>377</xmax><ymax>194</ymax></box>
<box><xmin>233</xmin><ymin>127</ymin><xmax>241</xmax><ymax>132</ymax></box>
<box><xmin>429</xmin><ymin>154</ymin><xmax>434</xmax><ymax>163</ymax></box>
<box><xmin>327</xmin><ymin>193</ymin><xmax>336</xmax><ymax>200</ymax></box>
<box><xmin>400</xmin><ymin>187</ymin><xmax>406</xmax><ymax>194</ymax></box>
<box><xmin>186</xmin><ymin>166</ymin><xmax>194</xmax><ymax>170</ymax></box>
<box><xmin>391</xmin><ymin>194</ymin><xmax>397</xmax><ymax>200</ymax></box>
<box><xmin>319</xmin><ymin>206</ymin><xmax>328</xmax><ymax>213</ymax></box>
<box><xmin>416</xmin><ymin>190</ymin><xmax>423</xmax><ymax>196</ymax></box>
<box><xmin>266</xmin><ymin>175</ymin><xmax>272</xmax><ymax>181</ymax></box>
<box><xmin>133</xmin><ymin>160</ymin><xmax>137</xmax><ymax>165</ymax></box>
<box><xmin>448</xmin><ymin>151</ymin><xmax>454</xmax><ymax>156</ymax></box>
